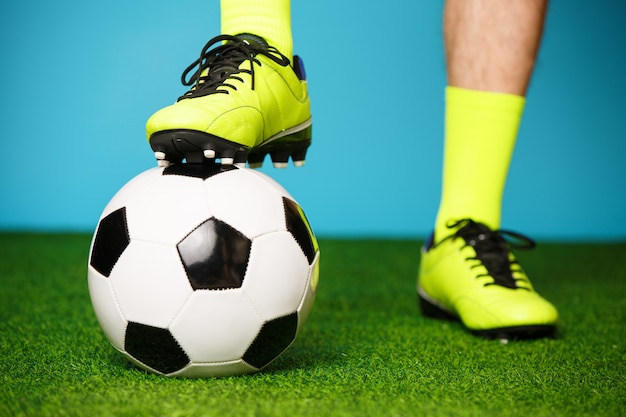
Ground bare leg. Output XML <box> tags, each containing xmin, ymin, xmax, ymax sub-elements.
<box><xmin>444</xmin><ymin>0</ymin><xmax>548</xmax><ymax>96</ymax></box>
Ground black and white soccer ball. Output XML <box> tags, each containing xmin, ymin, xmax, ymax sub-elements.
<box><xmin>87</xmin><ymin>163</ymin><xmax>319</xmax><ymax>377</ymax></box>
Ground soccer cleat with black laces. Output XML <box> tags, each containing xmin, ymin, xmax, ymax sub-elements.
<box><xmin>417</xmin><ymin>219</ymin><xmax>558</xmax><ymax>339</ymax></box>
<box><xmin>146</xmin><ymin>34</ymin><xmax>311</xmax><ymax>167</ymax></box>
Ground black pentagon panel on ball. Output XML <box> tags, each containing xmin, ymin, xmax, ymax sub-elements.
<box><xmin>163</xmin><ymin>162</ymin><xmax>236</xmax><ymax>180</ymax></box>
<box><xmin>283</xmin><ymin>197</ymin><xmax>317</xmax><ymax>264</ymax></box>
<box><xmin>90</xmin><ymin>207</ymin><xmax>130</xmax><ymax>277</ymax></box>
<box><xmin>177</xmin><ymin>218</ymin><xmax>251</xmax><ymax>290</ymax></box>
<box><xmin>242</xmin><ymin>312</ymin><xmax>298</xmax><ymax>370</ymax></box>
<box><xmin>125</xmin><ymin>322</ymin><xmax>190</xmax><ymax>375</ymax></box>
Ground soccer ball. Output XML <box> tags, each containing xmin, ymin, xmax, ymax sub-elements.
<box><xmin>87</xmin><ymin>163</ymin><xmax>319</xmax><ymax>377</ymax></box>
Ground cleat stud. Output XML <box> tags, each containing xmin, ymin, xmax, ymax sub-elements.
<box><xmin>234</xmin><ymin>150</ymin><xmax>249</xmax><ymax>166</ymax></box>
<box><xmin>157</xmin><ymin>160</ymin><xmax>171</xmax><ymax>168</ymax></box>
<box><xmin>272</xmin><ymin>162</ymin><xmax>288</xmax><ymax>169</ymax></box>
<box><xmin>154</xmin><ymin>151</ymin><xmax>166</xmax><ymax>160</ymax></box>
<box><xmin>293</xmin><ymin>160</ymin><xmax>306</xmax><ymax>167</ymax></box>
<box><xmin>221</xmin><ymin>157</ymin><xmax>234</xmax><ymax>165</ymax></box>
<box><xmin>269</xmin><ymin>150</ymin><xmax>290</xmax><ymax>165</ymax></box>
<box><xmin>203</xmin><ymin>149</ymin><xmax>216</xmax><ymax>159</ymax></box>
<box><xmin>247</xmin><ymin>150</ymin><xmax>266</xmax><ymax>165</ymax></box>
<box><xmin>290</xmin><ymin>147</ymin><xmax>308</xmax><ymax>163</ymax></box>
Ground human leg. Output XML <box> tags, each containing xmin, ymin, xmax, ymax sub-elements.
<box><xmin>418</xmin><ymin>0</ymin><xmax>558</xmax><ymax>339</ymax></box>
<box><xmin>444</xmin><ymin>0</ymin><xmax>547</xmax><ymax>96</ymax></box>
<box><xmin>436</xmin><ymin>0</ymin><xmax>548</xmax><ymax>237</ymax></box>
<box><xmin>220</xmin><ymin>0</ymin><xmax>293</xmax><ymax>60</ymax></box>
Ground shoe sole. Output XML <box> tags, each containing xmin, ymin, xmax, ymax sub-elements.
<box><xmin>417</xmin><ymin>290</ymin><xmax>556</xmax><ymax>341</ymax></box>
<box><xmin>149</xmin><ymin>119</ymin><xmax>312</xmax><ymax>168</ymax></box>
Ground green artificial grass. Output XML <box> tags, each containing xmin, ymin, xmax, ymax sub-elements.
<box><xmin>1</xmin><ymin>233</ymin><xmax>625</xmax><ymax>417</ymax></box>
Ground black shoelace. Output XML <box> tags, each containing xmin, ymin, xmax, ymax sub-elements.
<box><xmin>436</xmin><ymin>219</ymin><xmax>536</xmax><ymax>290</ymax></box>
<box><xmin>177</xmin><ymin>34</ymin><xmax>291</xmax><ymax>101</ymax></box>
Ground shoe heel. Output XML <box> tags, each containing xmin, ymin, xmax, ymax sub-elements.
<box><xmin>418</xmin><ymin>294</ymin><xmax>458</xmax><ymax>321</ymax></box>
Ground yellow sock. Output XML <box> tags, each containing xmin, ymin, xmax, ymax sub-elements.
<box><xmin>434</xmin><ymin>86</ymin><xmax>526</xmax><ymax>241</ymax></box>
<box><xmin>220</xmin><ymin>0</ymin><xmax>293</xmax><ymax>59</ymax></box>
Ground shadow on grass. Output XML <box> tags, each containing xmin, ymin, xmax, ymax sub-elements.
<box><xmin>93</xmin><ymin>331</ymin><xmax>346</xmax><ymax>380</ymax></box>
<box><xmin>263</xmin><ymin>340</ymin><xmax>347</xmax><ymax>376</ymax></box>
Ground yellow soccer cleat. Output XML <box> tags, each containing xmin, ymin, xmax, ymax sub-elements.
<box><xmin>417</xmin><ymin>219</ymin><xmax>558</xmax><ymax>339</ymax></box>
<box><xmin>146</xmin><ymin>34</ymin><xmax>311</xmax><ymax>168</ymax></box>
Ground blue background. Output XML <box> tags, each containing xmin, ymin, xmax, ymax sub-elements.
<box><xmin>0</xmin><ymin>0</ymin><xmax>625</xmax><ymax>240</ymax></box>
